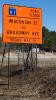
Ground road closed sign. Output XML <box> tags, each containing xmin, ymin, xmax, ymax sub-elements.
<box><xmin>2</xmin><ymin>4</ymin><xmax>42</xmax><ymax>44</ymax></box>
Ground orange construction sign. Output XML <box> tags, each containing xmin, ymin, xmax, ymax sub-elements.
<box><xmin>2</xmin><ymin>4</ymin><xmax>42</xmax><ymax>44</ymax></box>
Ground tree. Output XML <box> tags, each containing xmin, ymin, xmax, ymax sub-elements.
<box><xmin>42</xmin><ymin>26</ymin><xmax>56</xmax><ymax>50</ymax></box>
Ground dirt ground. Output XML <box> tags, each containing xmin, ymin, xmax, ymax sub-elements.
<box><xmin>0</xmin><ymin>66</ymin><xmax>56</xmax><ymax>100</ymax></box>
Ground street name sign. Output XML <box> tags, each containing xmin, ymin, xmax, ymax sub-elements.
<box><xmin>2</xmin><ymin>4</ymin><xmax>42</xmax><ymax>44</ymax></box>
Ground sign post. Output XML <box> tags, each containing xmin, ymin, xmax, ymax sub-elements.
<box><xmin>36</xmin><ymin>45</ymin><xmax>37</xmax><ymax>68</ymax></box>
<box><xmin>2</xmin><ymin>4</ymin><xmax>42</xmax><ymax>88</ymax></box>
<box><xmin>8</xmin><ymin>45</ymin><xmax>10</xmax><ymax>88</ymax></box>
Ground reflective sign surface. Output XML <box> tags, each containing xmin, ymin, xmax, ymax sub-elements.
<box><xmin>2</xmin><ymin>4</ymin><xmax>42</xmax><ymax>44</ymax></box>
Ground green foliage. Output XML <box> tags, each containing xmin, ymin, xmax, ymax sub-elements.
<box><xmin>42</xmin><ymin>26</ymin><xmax>56</xmax><ymax>49</ymax></box>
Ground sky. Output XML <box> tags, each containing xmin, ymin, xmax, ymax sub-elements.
<box><xmin>0</xmin><ymin>0</ymin><xmax>56</xmax><ymax>34</ymax></box>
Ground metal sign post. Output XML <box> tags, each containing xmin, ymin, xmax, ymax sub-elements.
<box><xmin>2</xmin><ymin>4</ymin><xmax>42</xmax><ymax>89</ymax></box>
<box><xmin>8</xmin><ymin>44</ymin><xmax>10</xmax><ymax>88</ymax></box>
<box><xmin>31</xmin><ymin>44</ymin><xmax>33</xmax><ymax>70</ymax></box>
<box><xmin>36</xmin><ymin>45</ymin><xmax>37</xmax><ymax>68</ymax></box>
<box><xmin>18</xmin><ymin>50</ymin><xmax>19</xmax><ymax>65</ymax></box>
<box><xmin>1</xmin><ymin>44</ymin><xmax>6</xmax><ymax>74</ymax></box>
<box><xmin>22</xmin><ymin>44</ymin><xmax>25</xmax><ymax>81</ymax></box>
